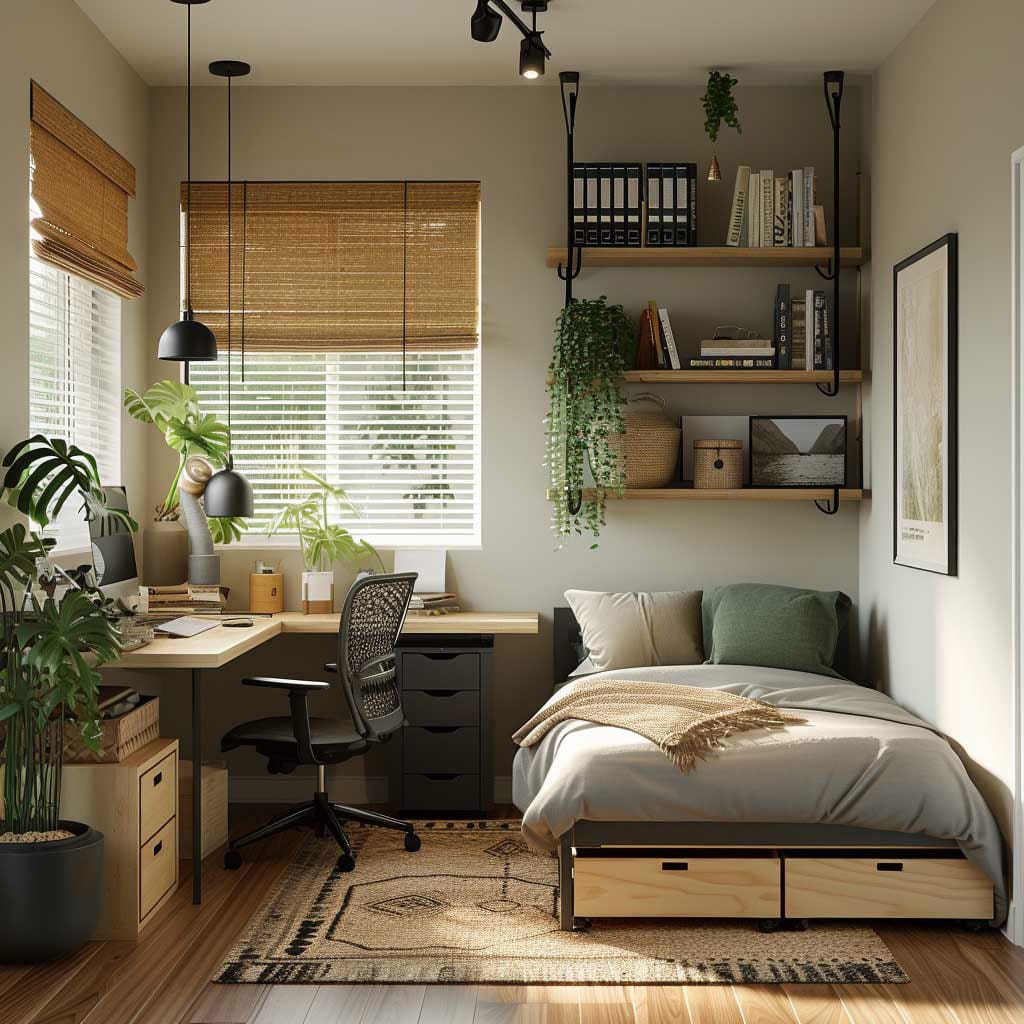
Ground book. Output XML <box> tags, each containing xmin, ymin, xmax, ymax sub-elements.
<box><xmin>791</xmin><ymin>297</ymin><xmax>807</xmax><ymax>369</ymax></box>
<box><xmin>700</xmin><ymin>346</ymin><xmax>775</xmax><ymax>357</ymax></box>
<box><xmin>657</xmin><ymin>308</ymin><xmax>682</xmax><ymax>369</ymax></box>
<box><xmin>805</xmin><ymin>288</ymin><xmax>817</xmax><ymax>370</ymax></box>
<box><xmin>812</xmin><ymin>290</ymin><xmax>826</xmax><ymax>369</ymax></box>
<box><xmin>803</xmin><ymin>167</ymin><xmax>816</xmax><ymax>246</ymax></box>
<box><xmin>686</xmin><ymin>163</ymin><xmax>697</xmax><ymax>245</ymax></box>
<box><xmin>749</xmin><ymin>173</ymin><xmax>760</xmax><ymax>246</ymax></box>
<box><xmin>688</xmin><ymin>357</ymin><xmax>776</xmax><ymax>369</ymax></box>
<box><xmin>700</xmin><ymin>338</ymin><xmax>773</xmax><ymax>351</ymax></box>
<box><xmin>792</xmin><ymin>169</ymin><xmax>804</xmax><ymax>247</ymax></box>
<box><xmin>814</xmin><ymin>204</ymin><xmax>827</xmax><ymax>245</ymax></box>
<box><xmin>726</xmin><ymin>166</ymin><xmax>750</xmax><ymax>247</ymax></box>
<box><xmin>635</xmin><ymin>306</ymin><xmax>661</xmax><ymax>369</ymax></box>
<box><xmin>759</xmin><ymin>170</ymin><xmax>774</xmax><ymax>247</ymax></box>
<box><xmin>785</xmin><ymin>174</ymin><xmax>794</xmax><ymax>247</ymax></box>
<box><xmin>773</xmin><ymin>176</ymin><xmax>787</xmax><ymax>246</ymax></box>
<box><xmin>821</xmin><ymin>291</ymin><xmax>834</xmax><ymax>370</ymax></box>
<box><xmin>774</xmin><ymin>283</ymin><xmax>791</xmax><ymax>369</ymax></box>
<box><xmin>649</xmin><ymin>300</ymin><xmax>670</xmax><ymax>368</ymax></box>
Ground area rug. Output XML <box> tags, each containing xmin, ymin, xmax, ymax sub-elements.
<box><xmin>215</xmin><ymin>820</ymin><xmax>908</xmax><ymax>985</ymax></box>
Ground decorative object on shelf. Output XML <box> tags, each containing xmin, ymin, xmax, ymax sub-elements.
<box><xmin>700</xmin><ymin>70</ymin><xmax>741</xmax><ymax>182</ymax></box>
<box><xmin>682</xmin><ymin>416</ymin><xmax>749</xmax><ymax>484</ymax></box>
<box><xmin>693</xmin><ymin>439</ymin><xmax>743</xmax><ymax>490</ymax></box>
<box><xmin>158</xmin><ymin>0</ymin><xmax>216</xmax><ymax>363</ymax></box>
<box><xmin>893</xmin><ymin>233</ymin><xmax>958</xmax><ymax>576</ymax></box>
<box><xmin>249</xmin><ymin>568</ymin><xmax>284</xmax><ymax>614</ymax></box>
<box><xmin>690</xmin><ymin>325</ymin><xmax>774</xmax><ymax>369</ymax></box>
<box><xmin>264</xmin><ymin>467</ymin><xmax>383</xmax><ymax>613</ymax></box>
<box><xmin>749</xmin><ymin>416</ymin><xmax>847</xmax><ymax>489</ymax></box>
<box><xmin>607</xmin><ymin>394</ymin><xmax>681</xmax><ymax>489</ymax></box>
<box><xmin>546</xmin><ymin>296</ymin><xmax>633</xmax><ymax>546</ymax></box>
<box><xmin>556</xmin><ymin>71</ymin><xmax>582</xmax><ymax>305</ymax></box>
<box><xmin>469</xmin><ymin>0</ymin><xmax>552</xmax><ymax>79</ymax></box>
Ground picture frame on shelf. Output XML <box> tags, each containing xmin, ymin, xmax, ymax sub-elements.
<box><xmin>893</xmin><ymin>233</ymin><xmax>958</xmax><ymax>576</ymax></box>
<box><xmin>749</xmin><ymin>415</ymin><xmax>848</xmax><ymax>489</ymax></box>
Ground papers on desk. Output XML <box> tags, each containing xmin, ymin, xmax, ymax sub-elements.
<box><xmin>153</xmin><ymin>616</ymin><xmax>220</xmax><ymax>638</ymax></box>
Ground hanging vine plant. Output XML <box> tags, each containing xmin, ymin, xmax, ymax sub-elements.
<box><xmin>701</xmin><ymin>70</ymin><xmax>741</xmax><ymax>181</ymax></box>
<box><xmin>546</xmin><ymin>296</ymin><xmax>634</xmax><ymax>547</ymax></box>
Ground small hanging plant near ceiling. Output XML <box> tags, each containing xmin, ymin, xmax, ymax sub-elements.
<box><xmin>701</xmin><ymin>70</ymin><xmax>741</xmax><ymax>181</ymax></box>
<box><xmin>546</xmin><ymin>296</ymin><xmax>634</xmax><ymax>547</ymax></box>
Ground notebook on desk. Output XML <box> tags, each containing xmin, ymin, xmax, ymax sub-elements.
<box><xmin>153</xmin><ymin>616</ymin><xmax>220</xmax><ymax>638</ymax></box>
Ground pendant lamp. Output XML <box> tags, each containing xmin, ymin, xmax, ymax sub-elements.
<box><xmin>203</xmin><ymin>59</ymin><xmax>254</xmax><ymax>519</ymax></box>
<box><xmin>159</xmin><ymin>0</ymin><xmax>217</xmax><ymax>362</ymax></box>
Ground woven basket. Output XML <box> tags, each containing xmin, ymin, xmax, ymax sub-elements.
<box><xmin>694</xmin><ymin>439</ymin><xmax>744</xmax><ymax>489</ymax></box>
<box><xmin>63</xmin><ymin>695</ymin><xmax>160</xmax><ymax>764</ymax></box>
<box><xmin>607</xmin><ymin>393</ymin><xmax>681</xmax><ymax>489</ymax></box>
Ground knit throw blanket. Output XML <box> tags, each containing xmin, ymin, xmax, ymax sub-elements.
<box><xmin>513</xmin><ymin>679</ymin><xmax>806</xmax><ymax>773</ymax></box>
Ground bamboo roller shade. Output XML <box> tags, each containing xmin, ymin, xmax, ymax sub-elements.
<box><xmin>184</xmin><ymin>181</ymin><xmax>480</xmax><ymax>352</ymax></box>
<box><xmin>29</xmin><ymin>82</ymin><xmax>143</xmax><ymax>300</ymax></box>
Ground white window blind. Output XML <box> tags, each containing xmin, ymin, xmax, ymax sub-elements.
<box><xmin>190</xmin><ymin>349</ymin><xmax>480</xmax><ymax>547</ymax></box>
<box><xmin>28</xmin><ymin>254</ymin><xmax>122</xmax><ymax>551</ymax></box>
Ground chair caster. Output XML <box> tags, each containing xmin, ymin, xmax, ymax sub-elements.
<box><xmin>337</xmin><ymin>853</ymin><xmax>356</xmax><ymax>872</ymax></box>
<box><xmin>404</xmin><ymin>832</ymin><xmax>421</xmax><ymax>852</ymax></box>
<box><xmin>757</xmin><ymin>918</ymin><xmax>783</xmax><ymax>933</ymax></box>
<box><xmin>572</xmin><ymin>917</ymin><xmax>591</xmax><ymax>932</ymax></box>
<box><xmin>962</xmin><ymin>919</ymin><xmax>989</xmax><ymax>933</ymax></box>
<box><xmin>224</xmin><ymin>849</ymin><xmax>242</xmax><ymax>870</ymax></box>
<box><xmin>784</xmin><ymin>918</ymin><xmax>809</xmax><ymax>932</ymax></box>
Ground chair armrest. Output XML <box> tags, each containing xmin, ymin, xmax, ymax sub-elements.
<box><xmin>323</xmin><ymin>662</ymin><xmax>338</xmax><ymax>673</ymax></box>
<box><xmin>242</xmin><ymin>676</ymin><xmax>331</xmax><ymax>691</ymax></box>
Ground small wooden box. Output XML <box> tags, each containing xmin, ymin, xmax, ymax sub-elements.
<box><xmin>250</xmin><ymin>572</ymin><xmax>284</xmax><ymax>614</ymax></box>
<box><xmin>179</xmin><ymin>760</ymin><xmax>230</xmax><ymax>859</ymax></box>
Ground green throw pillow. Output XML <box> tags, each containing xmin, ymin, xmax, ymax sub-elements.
<box><xmin>702</xmin><ymin>583</ymin><xmax>851</xmax><ymax>678</ymax></box>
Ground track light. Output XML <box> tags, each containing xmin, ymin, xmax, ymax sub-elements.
<box><xmin>519</xmin><ymin>31</ymin><xmax>545</xmax><ymax>78</ymax></box>
<box><xmin>471</xmin><ymin>0</ymin><xmax>502</xmax><ymax>41</ymax></box>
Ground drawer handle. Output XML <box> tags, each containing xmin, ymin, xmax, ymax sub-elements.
<box><xmin>153</xmin><ymin>840</ymin><xmax>163</xmax><ymax>857</ymax></box>
<box><xmin>419</xmin><ymin>653</ymin><xmax>460</xmax><ymax>661</ymax></box>
<box><xmin>153</xmin><ymin>772</ymin><xmax>163</xmax><ymax>787</ymax></box>
<box><xmin>877</xmin><ymin>862</ymin><xmax>904</xmax><ymax>872</ymax></box>
<box><xmin>423</xmin><ymin>690</ymin><xmax>458</xmax><ymax>698</ymax></box>
<box><xmin>423</xmin><ymin>726</ymin><xmax>459</xmax><ymax>733</ymax></box>
<box><xmin>424</xmin><ymin>773</ymin><xmax>459</xmax><ymax>781</ymax></box>
<box><xmin>661</xmin><ymin>862</ymin><xmax>689</xmax><ymax>871</ymax></box>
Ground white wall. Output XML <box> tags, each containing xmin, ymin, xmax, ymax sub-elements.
<box><xmin>860</xmin><ymin>0</ymin><xmax>1023</xmax><ymax>838</ymax></box>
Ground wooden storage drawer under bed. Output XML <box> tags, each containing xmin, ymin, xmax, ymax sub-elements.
<box><xmin>782</xmin><ymin>850</ymin><xmax>994</xmax><ymax>920</ymax></box>
<box><xmin>573</xmin><ymin>850</ymin><xmax>782</xmax><ymax>919</ymax></box>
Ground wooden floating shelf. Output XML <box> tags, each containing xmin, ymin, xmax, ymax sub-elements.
<box><xmin>545</xmin><ymin>370</ymin><xmax>865</xmax><ymax>386</ymax></box>
<box><xmin>547</xmin><ymin>488</ymin><xmax>867</xmax><ymax>503</ymax></box>
<box><xmin>545</xmin><ymin>246</ymin><xmax>865</xmax><ymax>269</ymax></box>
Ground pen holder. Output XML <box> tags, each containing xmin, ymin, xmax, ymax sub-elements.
<box><xmin>250</xmin><ymin>573</ymin><xmax>284</xmax><ymax>614</ymax></box>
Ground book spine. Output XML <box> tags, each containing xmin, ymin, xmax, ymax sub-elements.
<box><xmin>599</xmin><ymin>164</ymin><xmax>612</xmax><ymax>246</ymax></box>
<box><xmin>646</xmin><ymin>164</ymin><xmax>660</xmax><ymax>246</ymax></box>
<box><xmin>573</xmin><ymin>164</ymin><xmax>586</xmax><ymax>246</ymax></box>
<box><xmin>626</xmin><ymin>165</ymin><xmax>642</xmax><ymax>246</ymax></box>
<box><xmin>775</xmin><ymin>283</ymin><xmax>791</xmax><ymax>369</ymax></box>
<box><xmin>786</xmin><ymin>174</ymin><xmax>794</xmax><ymax>247</ymax></box>
<box><xmin>700</xmin><ymin>347</ymin><xmax>775</xmax><ymax>357</ymax></box>
<box><xmin>687</xmin><ymin>163</ymin><xmax>697</xmax><ymax>246</ymax></box>
<box><xmin>688</xmin><ymin>357</ymin><xmax>776</xmax><ymax>368</ymax></box>
<box><xmin>803</xmin><ymin>167</ymin><xmax>815</xmax><ymax>248</ymax></box>
<box><xmin>658</xmin><ymin>308</ymin><xmax>682</xmax><ymax>369</ymax></box>
<box><xmin>813</xmin><ymin>290</ymin><xmax>826</xmax><ymax>370</ymax></box>
<box><xmin>760</xmin><ymin>170</ymin><xmax>774</xmax><ymax>247</ymax></box>
<box><xmin>585</xmin><ymin>164</ymin><xmax>599</xmax><ymax>246</ymax></box>
<box><xmin>773</xmin><ymin>177</ymin><xmax>787</xmax><ymax>246</ymax></box>
<box><xmin>726</xmin><ymin>165</ymin><xmax>751</xmax><ymax>247</ymax></box>
<box><xmin>648</xmin><ymin>300</ymin><xmax>669</xmax><ymax>368</ymax></box>
<box><xmin>822</xmin><ymin>292</ymin><xmax>834</xmax><ymax>370</ymax></box>
<box><xmin>791</xmin><ymin>169</ymin><xmax>803</xmax><ymax>247</ymax></box>
<box><xmin>748</xmin><ymin>174</ymin><xmax>759</xmax><ymax>246</ymax></box>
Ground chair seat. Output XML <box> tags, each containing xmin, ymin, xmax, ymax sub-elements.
<box><xmin>221</xmin><ymin>716</ymin><xmax>369</xmax><ymax>761</ymax></box>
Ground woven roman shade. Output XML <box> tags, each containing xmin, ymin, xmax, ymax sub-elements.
<box><xmin>184</xmin><ymin>181</ymin><xmax>480</xmax><ymax>352</ymax></box>
<box><xmin>29</xmin><ymin>82</ymin><xmax>143</xmax><ymax>300</ymax></box>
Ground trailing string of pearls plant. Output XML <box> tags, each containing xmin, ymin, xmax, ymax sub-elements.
<box><xmin>545</xmin><ymin>296</ymin><xmax>634</xmax><ymax>547</ymax></box>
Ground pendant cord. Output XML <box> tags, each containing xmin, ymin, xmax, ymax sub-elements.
<box><xmin>185</xmin><ymin>1</ymin><xmax>192</xmax><ymax>315</ymax></box>
<box><xmin>226</xmin><ymin>75</ymin><xmax>232</xmax><ymax>450</ymax></box>
<box><xmin>402</xmin><ymin>180</ymin><xmax>408</xmax><ymax>391</ymax></box>
<box><xmin>241</xmin><ymin>180</ymin><xmax>246</xmax><ymax>383</ymax></box>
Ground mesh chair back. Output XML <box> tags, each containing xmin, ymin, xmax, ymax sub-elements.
<box><xmin>337</xmin><ymin>572</ymin><xmax>416</xmax><ymax>740</ymax></box>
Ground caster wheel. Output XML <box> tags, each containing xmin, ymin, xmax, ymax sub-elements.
<box><xmin>572</xmin><ymin>917</ymin><xmax>592</xmax><ymax>933</ymax></box>
<box><xmin>784</xmin><ymin>919</ymin><xmax>809</xmax><ymax>932</ymax></box>
<box><xmin>404</xmin><ymin>832</ymin><xmax>421</xmax><ymax>852</ymax></box>
<box><xmin>757</xmin><ymin>918</ymin><xmax>783</xmax><ymax>934</ymax></box>
<box><xmin>337</xmin><ymin>853</ymin><xmax>356</xmax><ymax>872</ymax></box>
<box><xmin>963</xmin><ymin>919</ymin><xmax>989</xmax><ymax>933</ymax></box>
<box><xmin>224</xmin><ymin>850</ymin><xmax>242</xmax><ymax>870</ymax></box>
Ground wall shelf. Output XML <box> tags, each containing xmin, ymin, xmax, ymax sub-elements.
<box><xmin>622</xmin><ymin>369</ymin><xmax>865</xmax><ymax>384</ymax></box>
<box><xmin>545</xmin><ymin>246</ymin><xmax>865</xmax><ymax>270</ymax></box>
<box><xmin>546</xmin><ymin>487</ymin><xmax>867</xmax><ymax>503</ymax></box>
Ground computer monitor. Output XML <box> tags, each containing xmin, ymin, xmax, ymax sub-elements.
<box><xmin>89</xmin><ymin>486</ymin><xmax>140</xmax><ymax>602</ymax></box>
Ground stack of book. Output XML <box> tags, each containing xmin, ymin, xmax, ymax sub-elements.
<box><xmin>689</xmin><ymin>336</ymin><xmax>775</xmax><ymax>370</ymax></box>
<box><xmin>726</xmin><ymin>165</ymin><xmax>825</xmax><ymax>248</ymax></box>
<box><xmin>645</xmin><ymin>163</ymin><xmax>697</xmax><ymax>247</ymax></box>
<box><xmin>636</xmin><ymin>301</ymin><xmax>681</xmax><ymax>370</ymax></box>
<box><xmin>773</xmin><ymin>284</ymin><xmax>834</xmax><ymax>370</ymax></box>
<box><xmin>142</xmin><ymin>583</ymin><xmax>228</xmax><ymax>618</ymax></box>
<box><xmin>408</xmin><ymin>592</ymin><xmax>461</xmax><ymax>616</ymax></box>
<box><xmin>572</xmin><ymin>163</ymin><xmax>644</xmax><ymax>247</ymax></box>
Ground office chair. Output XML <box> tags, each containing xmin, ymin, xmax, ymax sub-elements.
<box><xmin>220</xmin><ymin>572</ymin><xmax>420</xmax><ymax>872</ymax></box>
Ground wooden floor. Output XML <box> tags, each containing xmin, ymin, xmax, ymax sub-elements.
<box><xmin>3</xmin><ymin>808</ymin><xmax>1024</xmax><ymax>1024</ymax></box>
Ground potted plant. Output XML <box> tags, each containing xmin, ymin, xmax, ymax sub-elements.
<box><xmin>546</xmin><ymin>296</ymin><xmax>634</xmax><ymax>548</ymax></box>
<box><xmin>265</xmin><ymin>468</ymin><xmax>383</xmax><ymax>613</ymax></box>
<box><xmin>701</xmin><ymin>70</ymin><xmax>741</xmax><ymax>181</ymax></box>
<box><xmin>123</xmin><ymin>380</ymin><xmax>246</xmax><ymax>584</ymax></box>
<box><xmin>0</xmin><ymin>436</ymin><xmax>129</xmax><ymax>961</ymax></box>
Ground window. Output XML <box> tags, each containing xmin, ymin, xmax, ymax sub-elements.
<box><xmin>186</xmin><ymin>181</ymin><xmax>481</xmax><ymax>547</ymax></box>
<box><xmin>28</xmin><ymin>254</ymin><xmax>122</xmax><ymax>551</ymax></box>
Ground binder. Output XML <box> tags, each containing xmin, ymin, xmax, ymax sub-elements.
<box><xmin>572</xmin><ymin>165</ymin><xmax>586</xmax><ymax>246</ymax></box>
<box><xmin>572</xmin><ymin>162</ymin><xmax>643</xmax><ymax>247</ymax></box>
<box><xmin>645</xmin><ymin>163</ymin><xmax>697</xmax><ymax>247</ymax></box>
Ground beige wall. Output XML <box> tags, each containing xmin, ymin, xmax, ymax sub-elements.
<box><xmin>0</xmin><ymin>0</ymin><xmax>149</xmax><ymax>538</ymax></box>
<box><xmin>134</xmin><ymin>82</ymin><xmax>865</xmax><ymax>793</ymax></box>
<box><xmin>859</xmin><ymin>0</ymin><xmax>1021</xmax><ymax>838</ymax></box>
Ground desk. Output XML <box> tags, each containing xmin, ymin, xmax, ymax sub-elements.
<box><xmin>110</xmin><ymin>611</ymin><xmax>539</xmax><ymax>902</ymax></box>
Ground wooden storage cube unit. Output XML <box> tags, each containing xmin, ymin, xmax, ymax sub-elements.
<box><xmin>573</xmin><ymin>851</ymin><xmax>782</xmax><ymax>919</ymax></box>
<box><xmin>783</xmin><ymin>851</ymin><xmax>994</xmax><ymax>920</ymax></box>
<box><xmin>179</xmin><ymin>760</ymin><xmax>229</xmax><ymax>859</ymax></box>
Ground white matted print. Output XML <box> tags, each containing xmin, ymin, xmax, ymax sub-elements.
<box><xmin>893</xmin><ymin>233</ymin><xmax>958</xmax><ymax>575</ymax></box>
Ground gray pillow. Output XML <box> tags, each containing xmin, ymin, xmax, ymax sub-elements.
<box><xmin>702</xmin><ymin>583</ymin><xmax>851</xmax><ymax>678</ymax></box>
<box><xmin>564</xmin><ymin>590</ymin><xmax>704</xmax><ymax>672</ymax></box>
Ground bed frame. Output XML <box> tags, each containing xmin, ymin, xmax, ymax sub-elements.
<box><xmin>550</xmin><ymin>607</ymin><xmax>995</xmax><ymax>932</ymax></box>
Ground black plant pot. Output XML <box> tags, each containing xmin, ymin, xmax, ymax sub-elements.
<box><xmin>0</xmin><ymin>820</ymin><xmax>103</xmax><ymax>963</ymax></box>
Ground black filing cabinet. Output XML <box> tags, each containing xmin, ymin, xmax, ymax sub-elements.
<box><xmin>392</xmin><ymin>635</ymin><xmax>494</xmax><ymax>815</ymax></box>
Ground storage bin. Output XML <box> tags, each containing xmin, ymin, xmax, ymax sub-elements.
<box><xmin>607</xmin><ymin>393</ymin><xmax>681</xmax><ymax>488</ymax></box>
<box><xmin>693</xmin><ymin>439</ymin><xmax>743</xmax><ymax>489</ymax></box>
<box><xmin>64</xmin><ymin>694</ymin><xmax>160</xmax><ymax>764</ymax></box>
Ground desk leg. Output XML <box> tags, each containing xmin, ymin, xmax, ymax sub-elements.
<box><xmin>192</xmin><ymin>667</ymin><xmax>203</xmax><ymax>904</ymax></box>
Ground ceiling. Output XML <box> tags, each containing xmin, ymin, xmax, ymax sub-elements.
<box><xmin>75</xmin><ymin>0</ymin><xmax>935</xmax><ymax>88</ymax></box>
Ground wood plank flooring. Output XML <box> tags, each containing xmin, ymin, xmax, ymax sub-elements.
<box><xmin>2</xmin><ymin>807</ymin><xmax>1022</xmax><ymax>1024</ymax></box>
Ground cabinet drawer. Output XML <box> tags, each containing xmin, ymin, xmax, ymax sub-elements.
<box><xmin>404</xmin><ymin>689</ymin><xmax>480</xmax><ymax>727</ymax></box>
<box><xmin>574</xmin><ymin>854</ymin><xmax>781</xmax><ymax>919</ymax></box>
<box><xmin>404</xmin><ymin>726</ymin><xmax>479</xmax><ymax>773</ymax></box>
<box><xmin>140</xmin><ymin>818</ymin><xmax>177</xmax><ymax>922</ymax></box>
<box><xmin>402</xmin><ymin>652</ymin><xmax>480</xmax><ymax>691</ymax></box>
<box><xmin>403</xmin><ymin>773</ymin><xmax>480</xmax><ymax>812</ymax></box>
<box><xmin>139</xmin><ymin>751</ymin><xmax>177</xmax><ymax>845</ymax></box>
<box><xmin>784</xmin><ymin>855</ymin><xmax>994</xmax><ymax>920</ymax></box>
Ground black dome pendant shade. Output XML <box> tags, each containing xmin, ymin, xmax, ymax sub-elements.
<box><xmin>203</xmin><ymin>454</ymin><xmax>254</xmax><ymax>518</ymax></box>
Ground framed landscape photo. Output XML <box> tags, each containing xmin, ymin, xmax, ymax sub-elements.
<box><xmin>748</xmin><ymin>416</ymin><xmax>848</xmax><ymax>488</ymax></box>
<box><xmin>893</xmin><ymin>233</ymin><xmax>958</xmax><ymax>575</ymax></box>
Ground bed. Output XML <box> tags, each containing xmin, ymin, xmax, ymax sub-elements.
<box><xmin>512</xmin><ymin>608</ymin><xmax>1006</xmax><ymax>931</ymax></box>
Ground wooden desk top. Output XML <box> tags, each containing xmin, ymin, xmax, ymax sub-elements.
<box><xmin>110</xmin><ymin>611</ymin><xmax>539</xmax><ymax>670</ymax></box>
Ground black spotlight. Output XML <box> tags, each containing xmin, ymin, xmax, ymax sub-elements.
<box><xmin>471</xmin><ymin>0</ymin><xmax>502</xmax><ymax>41</ymax></box>
<box><xmin>519</xmin><ymin>30</ymin><xmax>545</xmax><ymax>78</ymax></box>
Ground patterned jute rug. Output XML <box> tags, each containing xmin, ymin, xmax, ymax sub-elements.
<box><xmin>215</xmin><ymin>820</ymin><xmax>909</xmax><ymax>985</ymax></box>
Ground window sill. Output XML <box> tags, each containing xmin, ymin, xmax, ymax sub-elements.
<box><xmin>214</xmin><ymin>535</ymin><xmax>482</xmax><ymax>552</ymax></box>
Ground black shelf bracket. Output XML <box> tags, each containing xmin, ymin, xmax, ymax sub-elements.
<box><xmin>817</xmin><ymin>70</ymin><xmax>845</xmax><ymax>398</ymax></box>
<box><xmin>814</xmin><ymin>487</ymin><xmax>841</xmax><ymax>516</ymax></box>
<box><xmin>557</xmin><ymin>71</ymin><xmax>582</xmax><ymax>307</ymax></box>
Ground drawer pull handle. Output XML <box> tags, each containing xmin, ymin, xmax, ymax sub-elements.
<box><xmin>421</xmin><ymin>653</ymin><xmax>460</xmax><ymax>662</ymax></box>
<box><xmin>153</xmin><ymin>772</ymin><xmax>163</xmax><ymax>787</ymax></box>
<box><xmin>661</xmin><ymin>862</ymin><xmax>689</xmax><ymax>871</ymax></box>
<box><xmin>423</xmin><ymin>690</ymin><xmax>458</xmax><ymax>698</ymax></box>
<box><xmin>153</xmin><ymin>841</ymin><xmax>163</xmax><ymax>857</ymax></box>
<box><xmin>877</xmin><ymin>862</ymin><xmax>903</xmax><ymax>872</ymax></box>
<box><xmin>423</xmin><ymin>726</ymin><xmax>459</xmax><ymax>734</ymax></box>
<box><xmin>424</xmin><ymin>773</ymin><xmax>459</xmax><ymax>781</ymax></box>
